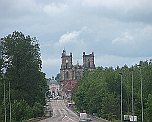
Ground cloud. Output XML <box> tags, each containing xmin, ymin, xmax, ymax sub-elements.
<box><xmin>143</xmin><ymin>25</ymin><xmax>152</xmax><ymax>34</ymax></box>
<box><xmin>82</xmin><ymin>0</ymin><xmax>151</xmax><ymax>9</ymax></box>
<box><xmin>111</xmin><ymin>26</ymin><xmax>152</xmax><ymax>57</ymax></box>
<box><xmin>112</xmin><ymin>32</ymin><xmax>134</xmax><ymax>45</ymax></box>
<box><xmin>81</xmin><ymin>0</ymin><xmax>152</xmax><ymax>23</ymax></box>
<box><xmin>96</xmin><ymin>54</ymin><xmax>152</xmax><ymax>68</ymax></box>
<box><xmin>0</xmin><ymin>0</ymin><xmax>41</xmax><ymax>18</ymax></box>
<box><xmin>0</xmin><ymin>0</ymin><xmax>152</xmax><ymax>77</ymax></box>
<box><xmin>59</xmin><ymin>31</ymin><xmax>80</xmax><ymax>45</ymax></box>
<box><xmin>58</xmin><ymin>27</ymin><xmax>88</xmax><ymax>46</ymax></box>
<box><xmin>43</xmin><ymin>3</ymin><xmax>68</xmax><ymax>15</ymax></box>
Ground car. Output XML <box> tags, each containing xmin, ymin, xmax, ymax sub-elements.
<box><xmin>79</xmin><ymin>113</ymin><xmax>92</xmax><ymax>122</ymax></box>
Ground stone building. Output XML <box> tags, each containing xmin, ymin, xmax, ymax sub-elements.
<box><xmin>47</xmin><ymin>77</ymin><xmax>60</xmax><ymax>97</ymax></box>
<box><xmin>60</xmin><ymin>50</ymin><xmax>95</xmax><ymax>82</ymax></box>
<box><xmin>59</xmin><ymin>49</ymin><xmax>95</xmax><ymax>98</ymax></box>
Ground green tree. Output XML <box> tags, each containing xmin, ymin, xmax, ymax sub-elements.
<box><xmin>72</xmin><ymin>61</ymin><xmax>152</xmax><ymax>122</ymax></box>
<box><xmin>145</xmin><ymin>94</ymin><xmax>152</xmax><ymax>122</ymax></box>
<box><xmin>0</xmin><ymin>39</ymin><xmax>4</xmax><ymax>121</ymax></box>
<box><xmin>0</xmin><ymin>31</ymin><xmax>47</xmax><ymax>121</ymax></box>
<box><xmin>32</xmin><ymin>102</ymin><xmax>44</xmax><ymax>117</ymax></box>
<box><xmin>11</xmin><ymin>99</ymin><xmax>33</xmax><ymax>121</ymax></box>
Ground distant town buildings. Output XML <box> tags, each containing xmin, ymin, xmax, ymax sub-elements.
<box><xmin>47</xmin><ymin>77</ymin><xmax>60</xmax><ymax>98</ymax></box>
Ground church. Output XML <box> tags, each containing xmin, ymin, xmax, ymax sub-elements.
<box><xmin>60</xmin><ymin>50</ymin><xmax>95</xmax><ymax>91</ymax></box>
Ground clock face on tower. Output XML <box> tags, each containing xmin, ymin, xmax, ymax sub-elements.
<box><xmin>66</xmin><ymin>59</ymin><xmax>68</xmax><ymax>63</ymax></box>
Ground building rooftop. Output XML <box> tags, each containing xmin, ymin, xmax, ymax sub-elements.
<box><xmin>48</xmin><ymin>77</ymin><xmax>59</xmax><ymax>85</ymax></box>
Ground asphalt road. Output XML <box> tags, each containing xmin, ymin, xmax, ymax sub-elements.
<box><xmin>40</xmin><ymin>100</ymin><xmax>79</xmax><ymax>122</ymax></box>
<box><xmin>40</xmin><ymin>100</ymin><xmax>109</xmax><ymax>122</ymax></box>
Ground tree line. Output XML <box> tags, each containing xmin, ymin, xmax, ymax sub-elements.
<box><xmin>0</xmin><ymin>31</ymin><xmax>48</xmax><ymax>121</ymax></box>
<box><xmin>72</xmin><ymin>61</ymin><xmax>152</xmax><ymax>122</ymax></box>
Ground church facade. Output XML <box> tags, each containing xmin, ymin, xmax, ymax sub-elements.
<box><xmin>60</xmin><ymin>50</ymin><xmax>95</xmax><ymax>82</ymax></box>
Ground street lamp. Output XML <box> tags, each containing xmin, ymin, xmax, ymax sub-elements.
<box><xmin>131</xmin><ymin>67</ymin><xmax>134</xmax><ymax>122</ymax></box>
<box><xmin>2</xmin><ymin>68</ymin><xmax>7</xmax><ymax>122</ymax></box>
<box><xmin>119</xmin><ymin>73</ymin><xmax>123</xmax><ymax>122</ymax></box>
<box><xmin>3</xmin><ymin>74</ymin><xmax>6</xmax><ymax>122</ymax></box>
<box><xmin>138</xmin><ymin>64</ymin><xmax>144</xmax><ymax>122</ymax></box>
<box><xmin>2</xmin><ymin>69</ymin><xmax>11</xmax><ymax>122</ymax></box>
<box><xmin>9</xmin><ymin>80</ymin><xmax>11</xmax><ymax>122</ymax></box>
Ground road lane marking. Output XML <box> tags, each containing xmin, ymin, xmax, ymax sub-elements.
<box><xmin>62</xmin><ymin>115</ymin><xmax>74</xmax><ymax>122</ymax></box>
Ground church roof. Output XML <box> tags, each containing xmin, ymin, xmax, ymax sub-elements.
<box><xmin>48</xmin><ymin>79</ymin><xmax>59</xmax><ymax>85</ymax></box>
<box><xmin>60</xmin><ymin>80</ymin><xmax>78</xmax><ymax>91</ymax></box>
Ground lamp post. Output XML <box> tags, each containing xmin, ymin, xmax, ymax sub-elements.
<box><xmin>9</xmin><ymin>80</ymin><xmax>11</xmax><ymax>122</ymax></box>
<box><xmin>138</xmin><ymin>64</ymin><xmax>144</xmax><ymax>122</ymax></box>
<box><xmin>119</xmin><ymin>73</ymin><xmax>123</xmax><ymax>122</ymax></box>
<box><xmin>131</xmin><ymin>68</ymin><xmax>134</xmax><ymax>122</ymax></box>
<box><xmin>3</xmin><ymin>76</ymin><xmax>6</xmax><ymax>122</ymax></box>
<box><xmin>2</xmin><ymin>67</ymin><xmax>7</xmax><ymax>122</ymax></box>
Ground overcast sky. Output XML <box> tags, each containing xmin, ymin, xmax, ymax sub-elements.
<box><xmin>0</xmin><ymin>0</ymin><xmax>152</xmax><ymax>78</ymax></box>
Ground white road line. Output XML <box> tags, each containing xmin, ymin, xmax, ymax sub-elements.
<box><xmin>62</xmin><ymin>115</ymin><xmax>75</xmax><ymax>122</ymax></box>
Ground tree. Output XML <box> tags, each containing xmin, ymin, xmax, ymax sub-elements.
<box><xmin>0</xmin><ymin>31</ymin><xmax>47</xmax><ymax>121</ymax></box>
<box><xmin>72</xmin><ymin>61</ymin><xmax>152</xmax><ymax>122</ymax></box>
<box><xmin>145</xmin><ymin>94</ymin><xmax>152</xmax><ymax>122</ymax></box>
<box><xmin>0</xmin><ymin>38</ymin><xmax>4</xmax><ymax>121</ymax></box>
<box><xmin>11</xmin><ymin>99</ymin><xmax>33</xmax><ymax>121</ymax></box>
<box><xmin>55</xmin><ymin>73</ymin><xmax>60</xmax><ymax>82</ymax></box>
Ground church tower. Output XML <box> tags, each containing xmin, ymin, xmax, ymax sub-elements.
<box><xmin>60</xmin><ymin>50</ymin><xmax>96</xmax><ymax>94</ymax></box>
<box><xmin>83</xmin><ymin>52</ymin><xmax>95</xmax><ymax>70</ymax></box>
<box><xmin>60</xmin><ymin>50</ymin><xmax>96</xmax><ymax>82</ymax></box>
<box><xmin>60</xmin><ymin>50</ymin><xmax>73</xmax><ymax>81</ymax></box>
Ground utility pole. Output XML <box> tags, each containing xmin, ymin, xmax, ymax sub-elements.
<box><xmin>138</xmin><ymin>64</ymin><xmax>144</xmax><ymax>122</ymax></box>
<box><xmin>9</xmin><ymin>81</ymin><xmax>11</xmax><ymax>122</ymax></box>
<box><xmin>119</xmin><ymin>73</ymin><xmax>123</xmax><ymax>122</ymax></box>
<box><xmin>131</xmin><ymin>68</ymin><xmax>134</xmax><ymax>122</ymax></box>
<box><xmin>4</xmin><ymin>78</ymin><xmax>7</xmax><ymax>122</ymax></box>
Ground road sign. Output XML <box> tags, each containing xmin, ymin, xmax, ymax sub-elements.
<box><xmin>124</xmin><ymin>115</ymin><xmax>137</xmax><ymax>121</ymax></box>
<box><xmin>129</xmin><ymin>115</ymin><xmax>137</xmax><ymax>121</ymax></box>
